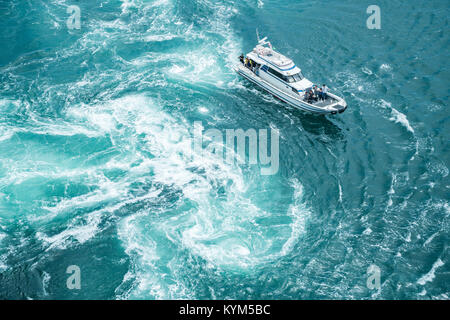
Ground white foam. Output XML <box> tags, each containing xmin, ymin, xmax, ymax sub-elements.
<box><xmin>380</xmin><ymin>99</ymin><xmax>414</xmax><ymax>133</ymax></box>
<box><xmin>418</xmin><ymin>289</ymin><xmax>427</xmax><ymax>296</ymax></box>
<box><xmin>281</xmin><ymin>180</ymin><xmax>310</xmax><ymax>255</ymax></box>
<box><xmin>389</xmin><ymin>107</ymin><xmax>414</xmax><ymax>133</ymax></box>
<box><xmin>362</xmin><ymin>67</ymin><xmax>373</xmax><ymax>75</ymax></box>
<box><xmin>0</xmin><ymin>258</ymin><xmax>7</xmax><ymax>272</ymax></box>
<box><xmin>76</xmin><ymin>93</ymin><xmax>312</xmax><ymax>297</ymax></box>
<box><xmin>386</xmin><ymin>173</ymin><xmax>396</xmax><ymax>208</ymax></box>
<box><xmin>380</xmin><ymin>64</ymin><xmax>392</xmax><ymax>72</ymax></box>
<box><xmin>1</xmin><ymin>0</ymin><xmax>310</xmax><ymax>299</ymax></box>
<box><xmin>424</xmin><ymin>231</ymin><xmax>439</xmax><ymax>247</ymax></box>
<box><xmin>41</xmin><ymin>180</ymin><xmax>126</xmax><ymax>217</ymax></box>
<box><xmin>158</xmin><ymin>2</ymin><xmax>241</xmax><ymax>85</ymax></box>
<box><xmin>0</xmin><ymin>232</ymin><xmax>7</xmax><ymax>271</ymax></box>
<box><xmin>417</xmin><ymin>259</ymin><xmax>444</xmax><ymax>285</ymax></box>
<box><xmin>198</xmin><ymin>106</ymin><xmax>209</xmax><ymax>113</ymax></box>
<box><xmin>427</xmin><ymin>162</ymin><xmax>449</xmax><ymax>178</ymax></box>
<box><xmin>337</xmin><ymin>71</ymin><xmax>375</xmax><ymax>94</ymax></box>
<box><xmin>36</xmin><ymin>211</ymin><xmax>103</xmax><ymax>251</ymax></box>
<box><xmin>120</xmin><ymin>0</ymin><xmax>137</xmax><ymax>14</ymax></box>
<box><xmin>428</xmin><ymin>104</ymin><xmax>443</xmax><ymax>112</ymax></box>
<box><xmin>42</xmin><ymin>271</ymin><xmax>51</xmax><ymax>296</ymax></box>
<box><xmin>144</xmin><ymin>34</ymin><xmax>178</xmax><ymax>42</ymax></box>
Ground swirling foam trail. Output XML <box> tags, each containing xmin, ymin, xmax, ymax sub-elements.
<box><xmin>64</xmin><ymin>94</ymin><xmax>310</xmax><ymax>299</ymax></box>
<box><xmin>0</xmin><ymin>0</ymin><xmax>312</xmax><ymax>299</ymax></box>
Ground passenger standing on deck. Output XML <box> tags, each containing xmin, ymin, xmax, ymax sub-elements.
<box><xmin>318</xmin><ymin>88</ymin><xmax>324</xmax><ymax>101</ymax></box>
<box><xmin>311</xmin><ymin>86</ymin><xmax>317</xmax><ymax>102</ymax></box>
<box><xmin>304</xmin><ymin>90</ymin><xmax>310</xmax><ymax>103</ymax></box>
<box><xmin>314</xmin><ymin>85</ymin><xmax>320</xmax><ymax>101</ymax></box>
<box><xmin>306</xmin><ymin>89</ymin><xmax>314</xmax><ymax>104</ymax></box>
<box><xmin>322</xmin><ymin>84</ymin><xmax>328</xmax><ymax>99</ymax></box>
<box><xmin>313</xmin><ymin>85</ymin><xmax>318</xmax><ymax>95</ymax></box>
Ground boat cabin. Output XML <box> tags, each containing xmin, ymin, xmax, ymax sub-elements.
<box><xmin>242</xmin><ymin>39</ymin><xmax>314</xmax><ymax>96</ymax></box>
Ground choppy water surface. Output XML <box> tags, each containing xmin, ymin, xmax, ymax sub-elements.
<box><xmin>0</xmin><ymin>0</ymin><xmax>448</xmax><ymax>299</ymax></box>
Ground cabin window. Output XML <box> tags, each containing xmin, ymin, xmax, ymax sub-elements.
<box><xmin>292</xmin><ymin>72</ymin><xmax>304</xmax><ymax>81</ymax></box>
<box><xmin>268</xmin><ymin>67</ymin><xmax>293</xmax><ymax>83</ymax></box>
<box><xmin>285</xmin><ymin>76</ymin><xmax>296</xmax><ymax>83</ymax></box>
<box><xmin>267</xmin><ymin>67</ymin><xmax>285</xmax><ymax>80</ymax></box>
<box><xmin>265</xmin><ymin>67</ymin><xmax>304</xmax><ymax>83</ymax></box>
<box><xmin>288</xmin><ymin>73</ymin><xmax>304</xmax><ymax>82</ymax></box>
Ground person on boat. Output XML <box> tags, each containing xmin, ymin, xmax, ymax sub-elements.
<box><xmin>254</xmin><ymin>64</ymin><xmax>260</xmax><ymax>75</ymax></box>
<box><xmin>311</xmin><ymin>87</ymin><xmax>318</xmax><ymax>102</ymax></box>
<box><xmin>239</xmin><ymin>54</ymin><xmax>244</xmax><ymax>64</ymax></box>
<box><xmin>247</xmin><ymin>59</ymin><xmax>252</xmax><ymax>69</ymax></box>
<box><xmin>314</xmin><ymin>86</ymin><xmax>320</xmax><ymax>100</ymax></box>
<box><xmin>306</xmin><ymin>89</ymin><xmax>314</xmax><ymax>104</ymax></box>
<box><xmin>318</xmin><ymin>88</ymin><xmax>324</xmax><ymax>101</ymax></box>
<box><xmin>306</xmin><ymin>89</ymin><xmax>311</xmax><ymax>101</ymax></box>
<box><xmin>304</xmin><ymin>91</ymin><xmax>310</xmax><ymax>102</ymax></box>
<box><xmin>322</xmin><ymin>84</ymin><xmax>328</xmax><ymax>100</ymax></box>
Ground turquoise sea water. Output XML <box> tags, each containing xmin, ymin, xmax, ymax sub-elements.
<box><xmin>0</xmin><ymin>0</ymin><xmax>448</xmax><ymax>299</ymax></box>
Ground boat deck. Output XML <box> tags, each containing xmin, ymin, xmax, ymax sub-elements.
<box><xmin>310</xmin><ymin>97</ymin><xmax>338</xmax><ymax>108</ymax></box>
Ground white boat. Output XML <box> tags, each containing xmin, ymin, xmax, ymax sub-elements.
<box><xmin>234</xmin><ymin>35</ymin><xmax>347</xmax><ymax>114</ymax></box>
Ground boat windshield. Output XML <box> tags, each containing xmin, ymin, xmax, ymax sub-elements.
<box><xmin>285</xmin><ymin>72</ymin><xmax>304</xmax><ymax>83</ymax></box>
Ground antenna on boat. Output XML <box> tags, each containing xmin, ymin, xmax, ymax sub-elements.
<box><xmin>256</xmin><ymin>29</ymin><xmax>270</xmax><ymax>48</ymax></box>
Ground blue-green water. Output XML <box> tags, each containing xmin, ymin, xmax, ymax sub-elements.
<box><xmin>0</xmin><ymin>0</ymin><xmax>448</xmax><ymax>299</ymax></box>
